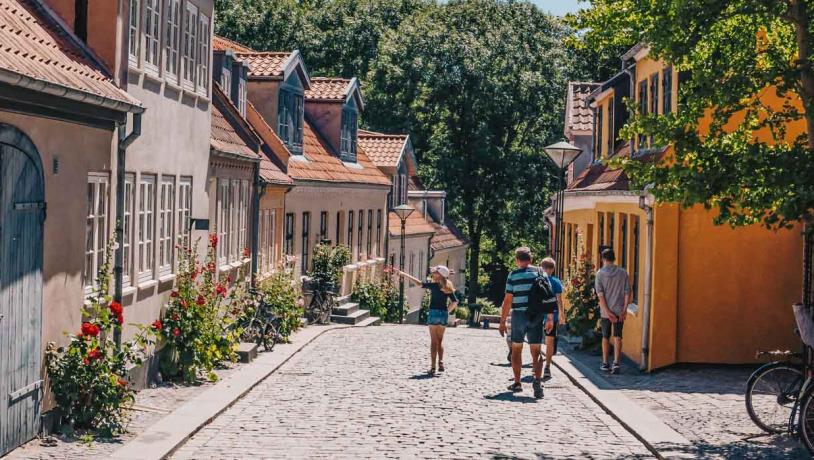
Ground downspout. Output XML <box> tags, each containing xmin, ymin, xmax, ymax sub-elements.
<box><xmin>638</xmin><ymin>183</ymin><xmax>654</xmax><ymax>371</ymax></box>
<box><xmin>250</xmin><ymin>165</ymin><xmax>264</xmax><ymax>287</ymax></box>
<box><xmin>384</xmin><ymin>189</ymin><xmax>392</xmax><ymax>265</ymax></box>
<box><xmin>114</xmin><ymin>112</ymin><xmax>142</xmax><ymax>347</ymax></box>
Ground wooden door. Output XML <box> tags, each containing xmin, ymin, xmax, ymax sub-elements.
<box><xmin>0</xmin><ymin>140</ymin><xmax>44</xmax><ymax>456</ymax></box>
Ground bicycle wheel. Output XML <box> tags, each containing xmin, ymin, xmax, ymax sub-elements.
<box><xmin>799</xmin><ymin>381</ymin><xmax>814</xmax><ymax>454</ymax></box>
<box><xmin>746</xmin><ymin>361</ymin><xmax>803</xmax><ymax>433</ymax></box>
<box><xmin>261</xmin><ymin>322</ymin><xmax>280</xmax><ymax>352</ymax></box>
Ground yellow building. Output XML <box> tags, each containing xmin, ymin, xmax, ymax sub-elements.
<box><xmin>561</xmin><ymin>44</ymin><xmax>802</xmax><ymax>371</ymax></box>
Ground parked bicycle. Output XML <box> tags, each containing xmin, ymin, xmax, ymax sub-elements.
<box><xmin>304</xmin><ymin>279</ymin><xmax>336</xmax><ymax>324</ymax></box>
<box><xmin>237</xmin><ymin>288</ymin><xmax>283</xmax><ymax>352</ymax></box>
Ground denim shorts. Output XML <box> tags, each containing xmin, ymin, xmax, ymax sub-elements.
<box><xmin>510</xmin><ymin>309</ymin><xmax>544</xmax><ymax>344</ymax></box>
<box><xmin>427</xmin><ymin>309</ymin><xmax>448</xmax><ymax>326</ymax></box>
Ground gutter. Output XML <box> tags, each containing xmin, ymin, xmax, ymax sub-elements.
<box><xmin>638</xmin><ymin>184</ymin><xmax>655</xmax><ymax>371</ymax></box>
<box><xmin>0</xmin><ymin>68</ymin><xmax>144</xmax><ymax>114</ymax></box>
<box><xmin>113</xmin><ymin>112</ymin><xmax>143</xmax><ymax>347</ymax></box>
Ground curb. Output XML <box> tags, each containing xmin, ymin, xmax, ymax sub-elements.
<box><xmin>552</xmin><ymin>351</ymin><xmax>694</xmax><ymax>459</ymax></box>
<box><xmin>110</xmin><ymin>323</ymin><xmax>363</xmax><ymax>460</ymax></box>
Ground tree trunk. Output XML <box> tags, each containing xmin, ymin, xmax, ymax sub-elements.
<box><xmin>790</xmin><ymin>0</ymin><xmax>814</xmax><ymax>151</ymax></box>
<box><xmin>467</xmin><ymin>230</ymin><xmax>481</xmax><ymax>305</ymax></box>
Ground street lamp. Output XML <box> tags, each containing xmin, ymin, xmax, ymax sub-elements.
<box><xmin>544</xmin><ymin>140</ymin><xmax>582</xmax><ymax>278</ymax></box>
<box><xmin>393</xmin><ymin>204</ymin><xmax>415</xmax><ymax>324</ymax></box>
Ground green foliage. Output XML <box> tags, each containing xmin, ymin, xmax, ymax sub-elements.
<box><xmin>564</xmin><ymin>254</ymin><xmax>601</xmax><ymax>350</ymax></box>
<box><xmin>46</xmin><ymin>240</ymin><xmax>151</xmax><ymax>437</ymax></box>
<box><xmin>309</xmin><ymin>243</ymin><xmax>350</xmax><ymax>288</ymax></box>
<box><xmin>577</xmin><ymin>0</ymin><xmax>814</xmax><ymax>229</ymax></box>
<box><xmin>418</xmin><ymin>291</ymin><xmax>430</xmax><ymax>325</ymax></box>
<box><xmin>475</xmin><ymin>297</ymin><xmax>499</xmax><ymax>315</ymax></box>
<box><xmin>455</xmin><ymin>306</ymin><xmax>470</xmax><ymax>320</ymax></box>
<box><xmin>352</xmin><ymin>276</ymin><xmax>401</xmax><ymax>323</ymax></box>
<box><xmin>256</xmin><ymin>267</ymin><xmax>304</xmax><ymax>342</ymax></box>
<box><xmin>148</xmin><ymin>235</ymin><xmax>242</xmax><ymax>383</ymax></box>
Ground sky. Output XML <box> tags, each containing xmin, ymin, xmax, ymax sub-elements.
<box><xmin>532</xmin><ymin>0</ymin><xmax>584</xmax><ymax>16</ymax></box>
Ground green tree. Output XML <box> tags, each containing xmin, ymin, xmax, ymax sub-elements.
<box><xmin>368</xmin><ymin>0</ymin><xmax>571</xmax><ymax>303</ymax></box>
<box><xmin>576</xmin><ymin>0</ymin><xmax>814</xmax><ymax>229</ymax></box>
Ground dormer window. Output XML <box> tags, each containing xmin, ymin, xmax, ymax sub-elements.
<box><xmin>277</xmin><ymin>79</ymin><xmax>304</xmax><ymax>154</ymax></box>
<box><xmin>221</xmin><ymin>65</ymin><xmax>231</xmax><ymax>93</ymax></box>
<box><xmin>340</xmin><ymin>107</ymin><xmax>357</xmax><ymax>162</ymax></box>
<box><xmin>231</xmin><ymin>61</ymin><xmax>248</xmax><ymax>118</ymax></box>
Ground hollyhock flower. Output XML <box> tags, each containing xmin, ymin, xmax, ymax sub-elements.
<box><xmin>196</xmin><ymin>295</ymin><xmax>206</xmax><ymax>306</ymax></box>
<box><xmin>81</xmin><ymin>322</ymin><xmax>100</xmax><ymax>337</ymax></box>
<box><xmin>87</xmin><ymin>348</ymin><xmax>103</xmax><ymax>361</ymax></box>
<box><xmin>243</xmin><ymin>247</ymin><xmax>250</xmax><ymax>258</ymax></box>
<box><xmin>226</xmin><ymin>275</ymin><xmax>232</xmax><ymax>284</ymax></box>
<box><xmin>109</xmin><ymin>301</ymin><xmax>123</xmax><ymax>316</ymax></box>
<box><xmin>209</xmin><ymin>234</ymin><xmax>218</xmax><ymax>247</ymax></box>
<box><xmin>191</xmin><ymin>270</ymin><xmax>198</xmax><ymax>280</ymax></box>
<box><xmin>216</xmin><ymin>284</ymin><xmax>226</xmax><ymax>296</ymax></box>
<box><xmin>117</xmin><ymin>378</ymin><xmax>128</xmax><ymax>388</ymax></box>
<box><xmin>207</xmin><ymin>262</ymin><xmax>216</xmax><ymax>273</ymax></box>
<box><xmin>117</xmin><ymin>313</ymin><xmax>124</xmax><ymax>325</ymax></box>
<box><xmin>180</xmin><ymin>299</ymin><xmax>189</xmax><ymax>309</ymax></box>
<box><xmin>83</xmin><ymin>358</ymin><xmax>90</xmax><ymax>366</ymax></box>
<box><xmin>173</xmin><ymin>328</ymin><xmax>181</xmax><ymax>337</ymax></box>
<box><xmin>170</xmin><ymin>291</ymin><xmax>179</xmax><ymax>298</ymax></box>
<box><xmin>152</xmin><ymin>320</ymin><xmax>162</xmax><ymax>331</ymax></box>
<box><xmin>172</xmin><ymin>313</ymin><xmax>179</xmax><ymax>321</ymax></box>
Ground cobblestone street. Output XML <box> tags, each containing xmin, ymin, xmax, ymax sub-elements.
<box><xmin>172</xmin><ymin>326</ymin><xmax>652</xmax><ymax>459</ymax></box>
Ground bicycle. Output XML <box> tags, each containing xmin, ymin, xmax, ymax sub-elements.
<box><xmin>305</xmin><ymin>279</ymin><xmax>336</xmax><ymax>324</ymax></box>
<box><xmin>238</xmin><ymin>288</ymin><xmax>283</xmax><ymax>352</ymax></box>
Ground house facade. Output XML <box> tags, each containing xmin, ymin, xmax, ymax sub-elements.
<box><xmin>561</xmin><ymin>45</ymin><xmax>802</xmax><ymax>370</ymax></box>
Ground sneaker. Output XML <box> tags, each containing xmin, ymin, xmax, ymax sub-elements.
<box><xmin>611</xmin><ymin>362</ymin><xmax>621</xmax><ymax>374</ymax></box>
<box><xmin>600</xmin><ymin>362</ymin><xmax>610</xmax><ymax>372</ymax></box>
<box><xmin>542</xmin><ymin>366</ymin><xmax>552</xmax><ymax>381</ymax></box>
<box><xmin>508</xmin><ymin>382</ymin><xmax>522</xmax><ymax>393</ymax></box>
<box><xmin>532</xmin><ymin>379</ymin><xmax>544</xmax><ymax>399</ymax></box>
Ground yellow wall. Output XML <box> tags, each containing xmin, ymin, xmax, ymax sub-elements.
<box><xmin>257</xmin><ymin>185</ymin><xmax>287</xmax><ymax>278</ymax></box>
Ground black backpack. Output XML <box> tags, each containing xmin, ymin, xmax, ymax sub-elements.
<box><xmin>527</xmin><ymin>267</ymin><xmax>558</xmax><ymax>320</ymax></box>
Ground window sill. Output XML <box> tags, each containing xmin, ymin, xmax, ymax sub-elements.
<box><xmin>219</xmin><ymin>264</ymin><xmax>234</xmax><ymax>273</ymax></box>
<box><xmin>122</xmin><ymin>286</ymin><xmax>137</xmax><ymax>298</ymax></box>
<box><xmin>137</xmin><ymin>279</ymin><xmax>158</xmax><ymax>291</ymax></box>
<box><xmin>158</xmin><ymin>273</ymin><xmax>176</xmax><ymax>284</ymax></box>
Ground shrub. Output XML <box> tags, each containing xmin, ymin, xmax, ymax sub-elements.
<box><xmin>309</xmin><ymin>244</ymin><xmax>351</xmax><ymax>288</ymax></box>
<box><xmin>352</xmin><ymin>276</ymin><xmax>401</xmax><ymax>323</ymax></box>
<box><xmin>476</xmin><ymin>297</ymin><xmax>500</xmax><ymax>315</ymax></box>
<box><xmin>455</xmin><ymin>306</ymin><xmax>470</xmax><ymax>320</ymax></box>
<box><xmin>46</xmin><ymin>240</ymin><xmax>151</xmax><ymax>437</ymax></box>
<box><xmin>256</xmin><ymin>265</ymin><xmax>303</xmax><ymax>342</ymax></box>
<box><xmin>564</xmin><ymin>254</ymin><xmax>601</xmax><ymax>350</ymax></box>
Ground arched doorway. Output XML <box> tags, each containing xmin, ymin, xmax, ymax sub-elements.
<box><xmin>0</xmin><ymin>123</ymin><xmax>45</xmax><ymax>456</ymax></box>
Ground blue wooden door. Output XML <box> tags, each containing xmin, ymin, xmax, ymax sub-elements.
<box><xmin>0</xmin><ymin>140</ymin><xmax>44</xmax><ymax>456</ymax></box>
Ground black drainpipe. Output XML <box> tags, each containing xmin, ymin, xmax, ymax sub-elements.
<box><xmin>114</xmin><ymin>112</ymin><xmax>142</xmax><ymax>347</ymax></box>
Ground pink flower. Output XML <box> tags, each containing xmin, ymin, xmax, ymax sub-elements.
<box><xmin>209</xmin><ymin>234</ymin><xmax>218</xmax><ymax>248</ymax></box>
<box><xmin>170</xmin><ymin>291</ymin><xmax>179</xmax><ymax>298</ymax></box>
<box><xmin>196</xmin><ymin>295</ymin><xmax>206</xmax><ymax>306</ymax></box>
<box><xmin>173</xmin><ymin>327</ymin><xmax>181</xmax><ymax>337</ymax></box>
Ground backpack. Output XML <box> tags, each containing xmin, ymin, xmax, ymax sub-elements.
<box><xmin>527</xmin><ymin>267</ymin><xmax>558</xmax><ymax>320</ymax></box>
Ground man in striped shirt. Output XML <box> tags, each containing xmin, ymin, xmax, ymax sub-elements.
<box><xmin>499</xmin><ymin>247</ymin><xmax>552</xmax><ymax>398</ymax></box>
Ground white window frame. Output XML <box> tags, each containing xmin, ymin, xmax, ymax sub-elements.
<box><xmin>128</xmin><ymin>0</ymin><xmax>141</xmax><ymax>67</ymax></box>
<box><xmin>158</xmin><ymin>176</ymin><xmax>176</xmax><ymax>277</ymax></box>
<box><xmin>182</xmin><ymin>1</ymin><xmax>198</xmax><ymax>89</ymax></box>
<box><xmin>164</xmin><ymin>0</ymin><xmax>181</xmax><ymax>81</ymax></box>
<box><xmin>197</xmin><ymin>13</ymin><xmax>211</xmax><ymax>95</ymax></box>
<box><xmin>239</xmin><ymin>180</ymin><xmax>249</xmax><ymax>260</ymax></box>
<box><xmin>217</xmin><ymin>179</ymin><xmax>230</xmax><ymax>266</ymax></box>
<box><xmin>84</xmin><ymin>173</ymin><xmax>110</xmax><ymax>292</ymax></box>
<box><xmin>143</xmin><ymin>0</ymin><xmax>161</xmax><ymax>73</ymax></box>
<box><xmin>137</xmin><ymin>174</ymin><xmax>157</xmax><ymax>283</ymax></box>
<box><xmin>122</xmin><ymin>173</ymin><xmax>136</xmax><ymax>288</ymax></box>
<box><xmin>177</xmin><ymin>177</ymin><xmax>192</xmax><ymax>249</ymax></box>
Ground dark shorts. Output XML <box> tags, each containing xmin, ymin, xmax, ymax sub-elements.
<box><xmin>427</xmin><ymin>309</ymin><xmax>448</xmax><ymax>326</ymax></box>
<box><xmin>545</xmin><ymin>319</ymin><xmax>559</xmax><ymax>338</ymax></box>
<box><xmin>510</xmin><ymin>309</ymin><xmax>544</xmax><ymax>345</ymax></box>
<box><xmin>601</xmin><ymin>318</ymin><xmax>624</xmax><ymax>338</ymax></box>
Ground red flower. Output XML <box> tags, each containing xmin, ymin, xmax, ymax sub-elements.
<box><xmin>207</xmin><ymin>262</ymin><xmax>216</xmax><ymax>273</ymax></box>
<box><xmin>152</xmin><ymin>320</ymin><xmax>162</xmax><ymax>331</ymax></box>
<box><xmin>81</xmin><ymin>322</ymin><xmax>100</xmax><ymax>337</ymax></box>
<box><xmin>215</xmin><ymin>284</ymin><xmax>227</xmax><ymax>296</ymax></box>
<box><xmin>173</xmin><ymin>328</ymin><xmax>181</xmax><ymax>337</ymax></box>
<box><xmin>242</xmin><ymin>247</ymin><xmax>250</xmax><ymax>258</ymax></box>
<box><xmin>170</xmin><ymin>290</ymin><xmax>179</xmax><ymax>298</ymax></box>
<box><xmin>209</xmin><ymin>234</ymin><xmax>218</xmax><ymax>247</ymax></box>
<box><xmin>191</xmin><ymin>270</ymin><xmax>198</xmax><ymax>280</ymax></box>
<box><xmin>109</xmin><ymin>301</ymin><xmax>123</xmax><ymax>316</ymax></box>
<box><xmin>83</xmin><ymin>358</ymin><xmax>90</xmax><ymax>366</ymax></box>
<box><xmin>172</xmin><ymin>313</ymin><xmax>179</xmax><ymax>321</ymax></box>
<box><xmin>117</xmin><ymin>314</ymin><xmax>125</xmax><ymax>326</ymax></box>
<box><xmin>180</xmin><ymin>299</ymin><xmax>189</xmax><ymax>309</ymax></box>
<box><xmin>118</xmin><ymin>378</ymin><xmax>128</xmax><ymax>388</ymax></box>
<box><xmin>196</xmin><ymin>295</ymin><xmax>206</xmax><ymax>306</ymax></box>
<box><xmin>226</xmin><ymin>275</ymin><xmax>233</xmax><ymax>284</ymax></box>
<box><xmin>87</xmin><ymin>348</ymin><xmax>103</xmax><ymax>361</ymax></box>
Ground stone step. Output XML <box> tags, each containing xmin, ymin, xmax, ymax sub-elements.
<box><xmin>336</xmin><ymin>294</ymin><xmax>352</xmax><ymax>305</ymax></box>
<box><xmin>333</xmin><ymin>302</ymin><xmax>359</xmax><ymax>316</ymax></box>
<box><xmin>235</xmin><ymin>342</ymin><xmax>258</xmax><ymax>363</ymax></box>
<box><xmin>330</xmin><ymin>308</ymin><xmax>370</xmax><ymax>325</ymax></box>
<box><xmin>355</xmin><ymin>316</ymin><xmax>381</xmax><ymax>327</ymax></box>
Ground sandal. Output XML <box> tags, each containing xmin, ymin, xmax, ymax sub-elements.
<box><xmin>438</xmin><ymin>362</ymin><xmax>445</xmax><ymax>372</ymax></box>
<box><xmin>427</xmin><ymin>368</ymin><xmax>436</xmax><ymax>376</ymax></box>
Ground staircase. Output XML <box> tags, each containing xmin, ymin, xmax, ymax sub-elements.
<box><xmin>331</xmin><ymin>296</ymin><xmax>381</xmax><ymax>326</ymax></box>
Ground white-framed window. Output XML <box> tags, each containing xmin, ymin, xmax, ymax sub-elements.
<box><xmin>158</xmin><ymin>176</ymin><xmax>176</xmax><ymax>276</ymax></box>
<box><xmin>164</xmin><ymin>0</ymin><xmax>181</xmax><ymax>80</ymax></box>
<box><xmin>237</xmin><ymin>77</ymin><xmax>247</xmax><ymax>117</ymax></box>
<box><xmin>144</xmin><ymin>0</ymin><xmax>161</xmax><ymax>72</ymax></box>
<box><xmin>269</xmin><ymin>209</ymin><xmax>277</xmax><ymax>269</ymax></box>
<box><xmin>221</xmin><ymin>66</ymin><xmax>231</xmax><ymax>93</ymax></box>
<box><xmin>182</xmin><ymin>2</ymin><xmax>198</xmax><ymax>88</ymax></box>
<box><xmin>409</xmin><ymin>252</ymin><xmax>416</xmax><ymax>278</ymax></box>
<box><xmin>197</xmin><ymin>13</ymin><xmax>210</xmax><ymax>94</ymax></box>
<box><xmin>137</xmin><ymin>174</ymin><xmax>156</xmax><ymax>282</ymax></box>
<box><xmin>84</xmin><ymin>173</ymin><xmax>109</xmax><ymax>290</ymax></box>
<box><xmin>217</xmin><ymin>179</ymin><xmax>231</xmax><ymax>265</ymax></box>
<box><xmin>128</xmin><ymin>0</ymin><xmax>141</xmax><ymax>66</ymax></box>
<box><xmin>259</xmin><ymin>209</ymin><xmax>273</xmax><ymax>274</ymax></box>
<box><xmin>177</xmin><ymin>177</ymin><xmax>192</xmax><ymax>249</ymax></box>
<box><xmin>230</xmin><ymin>179</ymin><xmax>239</xmax><ymax>261</ymax></box>
<box><xmin>122</xmin><ymin>173</ymin><xmax>135</xmax><ymax>287</ymax></box>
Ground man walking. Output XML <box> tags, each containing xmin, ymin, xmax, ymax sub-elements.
<box><xmin>595</xmin><ymin>248</ymin><xmax>631</xmax><ymax>374</ymax></box>
<box><xmin>539</xmin><ymin>257</ymin><xmax>564</xmax><ymax>381</ymax></box>
<box><xmin>499</xmin><ymin>247</ymin><xmax>553</xmax><ymax>399</ymax></box>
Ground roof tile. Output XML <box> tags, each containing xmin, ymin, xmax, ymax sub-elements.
<box><xmin>388</xmin><ymin>211</ymin><xmax>436</xmax><ymax>237</ymax></box>
<box><xmin>358</xmin><ymin>130</ymin><xmax>407</xmax><ymax>168</ymax></box>
<box><xmin>213</xmin><ymin>35</ymin><xmax>255</xmax><ymax>53</ymax></box>
<box><xmin>430</xmin><ymin>219</ymin><xmax>469</xmax><ymax>251</ymax></box>
<box><xmin>565</xmin><ymin>82</ymin><xmax>600</xmax><ymax>136</ymax></box>
<box><xmin>210</xmin><ymin>86</ymin><xmax>260</xmax><ymax>160</ymax></box>
<box><xmin>305</xmin><ymin>77</ymin><xmax>351</xmax><ymax>101</ymax></box>
<box><xmin>235</xmin><ymin>52</ymin><xmax>292</xmax><ymax>78</ymax></box>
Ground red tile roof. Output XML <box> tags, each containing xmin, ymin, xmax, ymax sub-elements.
<box><xmin>210</xmin><ymin>86</ymin><xmax>260</xmax><ymax>161</ymax></box>
<box><xmin>564</xmin><ymin>82</ymin><xmax>600</xmax><ymax>136</ymax></box>
<box><xmin>236</xmin><ymin>52</ymin><xmax>293</xmax><ymax>79</ymax></box>
<box><xmin>431</xmin><ymin>220</ymin><xmax>469</xmax><ymax>251</ymax></box>
<box><xmin>287</xmin><ymin>119</ymin><xmax>391</xmax><ymax>186</ymax></box>
<box><xmin>0</xmin><ymin>0</ymin><xmax>140</xmax><ymax>109</ymax></box>
<box><xmin>388</xmin><ymin>211</ymin><xmax>436</xmax><ymax>237</ymax></box>
<box><xmin>245</xmin><ymin>102</ymin><xmax>293</xmax><ymax>185</ymax></box>
<box><xmin>213</xmin><ymin>35</ymin><xmax>255</xmax><ymax>53</ymax></box>
<box><xmin>358</xmin><ymin>130</ymin><xmax>408</xmax><ymax>169</ymax></box>
<box><xmin>305</xmin><ymin>77</ymin><xmax>352</xmax><ymax>101</ymax></box>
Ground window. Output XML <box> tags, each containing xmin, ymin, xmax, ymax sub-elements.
<box><xmin>301</xmin><ymin>212</ymin><xmax>311</xmax><ymax>274</ymax></box>
<box><xmin>419</xmin><ymin>251</ymin><xmax>424</xmax><ymax>278</ymax></box>
<box><xmin>197</xmin><ymin>13</ymin><xmax>210</xmax><ymax>93</ymax></box>
<box><xmin>376</xmin><ymin>210</ymin><xmax>382</xmax><ymax>256</ymax></box>
<box><xmin>284</xmin><ymin>213</ymin><xmax>295</xmax><ymax>256</ymax></box>
<box><xmin>595</xmin><ymin>106</ymin><xmax>603</xmax><ymax>158</ymax></box>
<box><xmin>277</xmin><ymin>89</ymin><xmax>304</xmax><ymax>153</ymax></box>
<box><xmin>607</xmin><ymin>97</ymin><xmax>615</xmax><ymax>156</ymax></box>
<box><xmin>221</xmin><ymin>66</ymin><xmax>231</xmax><ymax>94</ymax></box>
<box><xmin>566</xmin><ymin>223</ymin><xmax>573</xmax><ymax>271</ymax></box>
<box><xmin>237</xmin><ymin>77</ymin><xmax>247</xmax><ymax>117</ymax></box>
<box><xmin>650</xmin><ymin>73</ymin><xmax>659</xmax><ymax>145</ymax></box>
<box><xmin>158</xmin><ymin>176</ymin><xmax>176</xmax><ymax>277</ymax></box>
<box><xmin>258</xmin><ymin>209</ymin><xmax>276</xmax><ymax>274</ymax></box>
<box><xmin>293</xmin><ymin>94</ymin><xmax>303</xmax><ymax>151</ymax></box>
<box><xmin>164</xmin><ymin>0</ymin><xmax>181</xmax><ymax>79</ymax></box>
<box><xmin>122</xmin><ymin>174</ymin><xmax>135</xmax><ymax>287</ymax></box>
<box><xmin>347</xmin><ymin>210</ymin><xmax>354</xmax><ymax>257</ymax></box>
<box><xmin>137</xmin><ymin>174</ymin><xmax>156</xmax><ymax>282</ymax></box>
<box><xmin>340</xmin><ymin>108</ymin><xmax>358</xmax><ymax>162</ymax></box>
<box><xmin>277</xmin><ymin>90</ymin><xmax>290</xmax><ymax>146</ymax></box>
<box><xmin>128</xmin><ymin>0</ymin><xmax>140</xmax><ymax>65</ymax></box>
<box><xmin>638</xmin><ymin>80</ymin><xmax>648</xmax><ymax>150</ymax></box>
<box><xmin>367</xmin><ymin>210</ymin><xmax>373</xmax><ymax>258</ymax></box>
<box><xmin>238</xmin><ymin>180</ymin><xmax>249</xmax><ymax>260</ymax></box>
<box><xmin>144</xmin><ymin>0</ymin><xmax>161</xmax><ymax>71</ymax></box>
<box><xmin>632</xmin><ymin>215</ymin><xmax>641</xmax><ymax>303</ymax></box>
<box><xmin>597</xmin><ymin>212</ymin><xmax>605</xmax><ymax>246</ymax></box>
<box><xmin>335</xmin><ymin>211</ymin><xmax>342</xmax><ymax>245</ymax></box>
<box><xmin>319</xmin><ymin>211</ymin><xmax>328</xmax><ymax>243</ymax></box>
<box><xmin>620</xmin><ymin>214</ymin><xmax>628</xmax><ymax>269</ymax></box>
<box><xmin>357</xmin><ymin>209</ymin><xmax>363</xmax><ymax>260</ymax></box>
<box><xmin>216</xmin><ymin>179</ymin><xmax>231</xmax><ymax>264</ymax></box>
<box><xmin>85</xmin><ymin>174</ymin><xmax>109</xmax><ymax>290</ymax></box>
<box><xmin>663</xmin><ymin>66</ymin><xmax>673</xmax><ymax>114</ymax></box>
<box><xmin>177</xmin><ymin>177</ymin><xmax>192</xmax><ymax>248</ymax></box>
<box><xmin>182</xmin><ymin>2</ymin><xmax>197</xmax><ymax>87</ymax></box>
<box><xmin>409</xmin><ymin>252</ymin><xmax>415</xmax><ymax>277</ymax></box>
<box><xmin>607</xmin><ymin>212</ymin><xmax>615</xmax><ymax>249</ymax></box>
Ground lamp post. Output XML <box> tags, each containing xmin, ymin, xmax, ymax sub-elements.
<box><xmin>543</xmin><ymin>140</ymin><xmax>583</xmax><ymax>278</ymax></box>
<box><xmin>393</xmin><ymin>204</ymin><xmax>415</xmax><ymax>324</ymax></box>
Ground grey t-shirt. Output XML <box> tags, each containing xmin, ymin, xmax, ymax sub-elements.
<box><xmin>595</xmin><ymin>264</ymin><xmax>631</xmax><ymax>317</ymax></box>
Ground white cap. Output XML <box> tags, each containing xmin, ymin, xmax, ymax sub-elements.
<box><xmin>431</xmin><ymin>265</ymin><xmax>450</xmax><ymax>279</ymax></box>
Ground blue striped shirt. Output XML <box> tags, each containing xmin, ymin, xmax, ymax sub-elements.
<box><xmin>505</xmin><ymin>266</ymin><xmax>540</xmax><ymax>311</ymax></box>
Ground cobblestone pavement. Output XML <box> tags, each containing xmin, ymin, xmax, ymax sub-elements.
<box><xmin>6</xmin><ymin>363</ymin><xmax>240</xmax><ymax>460</ymax></box>
<box><xmin>565</xmin><ymin>345</ymin><xmax>809</xmax><ymax>459</ymax></box>
<box><xmin>173</xmin><ymin>326</ymin><xmax>652</xmax><ymax>459</ymax></box>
